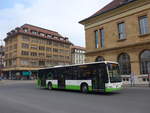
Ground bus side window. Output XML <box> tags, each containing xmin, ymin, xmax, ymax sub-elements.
<box><xmin>51</xmin><ymin>70</ymin><xmax>57</xmax><ymax>79</ymax></box>
<box><xmin>77</xmin><ymin>68</ymin><xmax>81</xmax><ymax>80</ymax></box>
<box><xmin>71</xmin><ymin>66</ymin><xmax>78</xmax><ymax>80</ymax></box>
<box><xmin>57</xmin><ymin>68</ymin><xmax>64</xmax><ymax>79</ymax></box>
<box><xmin>47</xmin><ymin>71</ymin><xmax>53</xmax><ymax>79</ymax></box>
<box><xmin>63</xmin><ymin>67</ymin><xmax>74</xmax><ymax>80</ymax></box>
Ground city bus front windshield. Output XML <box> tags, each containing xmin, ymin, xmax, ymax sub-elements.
<box><xmin>107</xmin><ymin>63</ymin><xmax>122</xmax><ymax>83</ymax></box>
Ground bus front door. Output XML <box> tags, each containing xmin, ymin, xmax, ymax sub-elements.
<box><xmin>92</xmin><ymin>69</ymin><xmax>105</xmax><ymax>91</ymax></box>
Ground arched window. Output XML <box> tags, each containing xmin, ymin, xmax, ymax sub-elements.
<box><xmin>118</xmin><ymin>53</ymin><xmax>131</xmax><ymax>75</ymax></box>
<box><xmin>95</xmin><ymin>56</ymin><xmax>105</xmax><ymax>62</ymax></box>
<box><xmin>140</xmin><ymin>50</ymin><xmax>150</xmax><ymax>74</ymax></box>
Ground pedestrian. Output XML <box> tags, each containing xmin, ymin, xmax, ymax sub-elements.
<box><xmin>130</xmin><ymin>72</ymin><xmax>135</xmax><ymax>87</ymax></box>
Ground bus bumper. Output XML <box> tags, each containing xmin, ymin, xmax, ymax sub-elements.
<box><xmin>105</xmin><ymin>87</ymin><xmax>123</xmax><ymax>92</ymax></box>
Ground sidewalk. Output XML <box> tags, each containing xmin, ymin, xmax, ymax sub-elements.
<box><xmin>123</xmin><ymin>84</ymin><xmax>150</xmax><ymax>88</ymax></box>
<box><xmin>0</xmin><ymin>80</ymin><xmax>35</xmax><ymax>85</ymax></box>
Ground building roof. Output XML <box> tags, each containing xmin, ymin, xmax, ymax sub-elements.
<box><xmin>79</xmin><ymin>0</ymin><xmax>137</xmax><ymax>23</ymax></box>
<box><xmin>22</xmin><ymin>24</ymin><xmax>62</xmax><ymax>37</ymax></box>
<box><xmin>71</xmin><ymin>45</ymin><xmax>85</xmax><ymax>50</ymax></box>
<box><xmin>5</xmin><ymin>24</ymin><xmax>72</xmax><ymax>44</ymax></box>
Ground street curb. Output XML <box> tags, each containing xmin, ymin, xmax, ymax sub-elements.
<box><xmin>0</xmin><ymin>80</ymin><xmax>35</xmax><ymax>85</ymax></box>
<box><xmin>123</xmin><ymin>84</ymin><xmax>150</xmax><ymax>88</ymax></box>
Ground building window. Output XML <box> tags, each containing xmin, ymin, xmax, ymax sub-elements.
<box><xmin>95</xmin><ymin>56</ymin><xmax>105</xmax><ymax>62</ymax></box>
<box><xmin>39</xmin><ymin>53</ymin><xmax>45</xmax><ymax>57</ymax></box>
<box><xmin>31</xmin><ymin>39</ymin><xmax>38</xmax><ymax>43</ymax></box>
<box><xmin>31</xmin><ymin>45</ymin><xmax>38</xmax><ymax>50</ymax></box>
<box><xmin>59</xmin><ymin>37</ymin><xmax>62</xmax><ymax>40</ymax></box>
<box><xmin>54</xmin><ymin>36</ymin><xmax>58</xmax><ymax>39</ymax></box>
<box><xmin>64</xmin><ymin>44</ymin><xmax>69</xmax><ymax>48</ymax></box>
<box><xmin>46</xmin><ymin>54</ymin><xmax>52</xmax><ymax>58</ymax></box>
<box><xmin>59</xmin><ymin>43</ymin><xmax>64</xmax><ymax>47</ymax></box>
<box><xmin>47</xmin><ymin>34</ymin><xmax>52</xmax><ymax>38</ymax></box>
<box><xmin>14</xmin><ymin>44</ymin><xmax>17</xmax><ymax>49</ymax></box>
<box><xmin>53</xmin><ymin>42</ymin><xmax>59</xmax><ymax>46</ymax></box>
<box><xmin>46</xmin><ymin>47</ymin><xmax>52</xmax><ymax>52</ymax></box>
<box><xmin>30</xmin><ymin>52</ymin><xmax>37</xmax><ymax>56</ymax></box>
<box><xmin>118</xmin><ymin>53</ymin><xmax>131</xmax><ymax>75</ymax></box>
<box><xmin>39</xmin><ymin>39</ymin><xmax>46</xmax><ymax>44</ymax></box>
<box><xmin>140</xmin><ymin>50</ymin><xmax>150</xmax><ymax>74</ymax></box>
<box><xmin>118</xmin><ymin>22</ymin><xmax>126</xmax><ymax>39</ymax></box>
<box><xmin>23</xmin><ymin>28</ymin><xmax>28</xmax><ymax>32</ymax></box>
<box><xmin>46</xmin><ymin>61</ymin><xmax>52</xmax><ymax>66</ymax></box>
<box><xmin>53</xmin><ymin>55</ymin><xmax>59</xmax><ymax>59</ymax></box>
<box><xmin>40</xmin><ymin>32</ymin><xmax>45</xmax><ymax>36</ymax></box>
<box><xmin>99</xmin><ymin>28</ymin><xmax>105</xmax><ymax>48</ymax></box>
<box><xmin>47</xmin><ymin>40</ymin><xmax>52</xmax><ymax>45</ymax></box>
<box><xmin>21</xmin><ymin>59</ymin><xmax>29</xmax><ymax>65</ymax></box>
<box><xmin>95</xmin><ymin>30</ymin><xmax>99</xmax><ymax>48</ymax></box>
<box><xmin>39</xmin><ymin>61</ymin><xmax>45</xmax><ymax>66</ymax></box>
<box><xmin>22</xmin><ymin>36</ymin><xmax>30</xmax><ymax>42</ymax></box>
<box><xmin>39</xmin><ymin>46</ymin><xmax>45</xmax><ymax>51</ymax></box>
<box><xmin>139</xmin><ymin>16</ymin><xmax>149</xmax><ymax>35</ymax></box>
<box><xmin>22</xmin><ymin>43</ymin><xmax>29</xmax><ymax>49</ymax></box>
<box><xmin>30</xmin><ymin>61</ymin><xmax>38</xmax><ymax>66</ymax></box>
<box><xmin>31</xmin><ymin>30</ymin><xmax>37</xmax><ymax>35</ymax></box>
<box><xmin>59</xmin><ymin>55</ymin><xmax>64</xmax><ymax>59</ymax></box>
<box><xmin>53</xmin><ymin>48</ymin><xmax>58</xmax><ymax>53</ymax></box>
<box><xmin>5</xmin><ymin>54</ymin><xmax>8</xmax><ymax>58</ymax></box>
<box><xmin>21</xmin><ymin>51</ymin><xmax>29</xmax><ymax>56</ymax></box>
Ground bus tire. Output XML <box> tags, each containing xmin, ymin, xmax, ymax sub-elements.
<box><xmin>81</xmin><ymin>83</ymin><xmax>88</xmax><ymax>93</ymax></box>
<box><xmin>48</xmin><ymin>82</ymin><xmax>52</xmax><ymax>90</ymax></box>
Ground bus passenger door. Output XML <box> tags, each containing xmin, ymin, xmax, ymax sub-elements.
<box><xmin>58</xmin><ymin>74</ymin><xmax>65</xmax><ymax>89</ymax></box>
<box><xmin>40</xmin><ymin>70</ymin><xmax>47</xmax><ymax>87</ymax></box>
<box><xmin>98</xmin><ymin>69</ymin><xmax>105</xmax><ymax>90</ymax></box>
<box><xmin>92</xmin><ymin>69</ymin><xmax>105</xmax><ymax>91</ymax></box>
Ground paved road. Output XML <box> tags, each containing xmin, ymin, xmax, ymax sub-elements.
<box><xmin>0</xmin><ymin>81</ymin><xmax>150</xmax><ymax>113</ymax></box>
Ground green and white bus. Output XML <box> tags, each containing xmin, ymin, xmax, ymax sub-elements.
<box><xmin>37</xmin><ymin>61</ymin><xmax>123</xmax><ymax>93</ymax></box>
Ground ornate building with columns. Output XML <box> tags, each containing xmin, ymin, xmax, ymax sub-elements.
<box><xmin>80</xmin><ymin>0</ymin><xmax>150</xmax><ymax>84</ymax></box>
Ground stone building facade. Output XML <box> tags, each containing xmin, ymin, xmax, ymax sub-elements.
<box><xmin>3</xmin><ymin>24</ymin><xmax>72</xmax><ymax>79</ymax></box>
<box><xmin>0</xmin><ymin>45</ymin><xmax>5</xmax><ymax>77</ymax></box>
<box><xmin>80</xmin><ymin>0</ymin><xmax>150</xmax><ymax>84</ymax></box>
<box><xmin>71</xmin><ymin>45</ymin><xmax>85</xmax><ymax>64</ymax></box>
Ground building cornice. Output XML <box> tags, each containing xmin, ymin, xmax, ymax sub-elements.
<box><xmin>85</xmin><ymin>41</ymin><xmax>150</xmax><ymax>55</ymax></box>
<box><xmin>4</xmin><ymin>31</ymin><xmax>72</xmax><ymax>45</ymax></box>
<box><xmin>2</xmin><ymin>67</ymin><xmax>40</xmax><ymax>71</ymax></box>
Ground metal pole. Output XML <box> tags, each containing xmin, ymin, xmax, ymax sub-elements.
<box><xmin>148</xmin><ymin>73</ymin><xmax>150</xmax><ymax>87</ymax></box>
<box><xmin>130</xmin><ymin>74</ymin><xmax>132</xmax><ymax>87</ymax></box>
<box><xmin>9</xmin><ymin>71</ymin><xmax>11</xmax><ymax>80</ymax></box>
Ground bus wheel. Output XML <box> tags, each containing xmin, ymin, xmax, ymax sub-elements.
<box><xmin>81</xmin><ymin>84</ymin><xmax>88</xmax><ymax>93</ymax></box>
<box><xmin>48</xmin><ymin>82</ymin><xmax>52</xmax><ymax>90</ymax></box>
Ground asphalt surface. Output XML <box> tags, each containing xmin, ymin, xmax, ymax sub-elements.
<box><xmin>0</xmin><ymin>81</ymin><xmax>150</xmax><ymax>113</ymax></box>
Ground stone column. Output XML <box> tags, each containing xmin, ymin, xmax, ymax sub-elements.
<box><xmin>130</xmin><ymin>52</ymin><xmax>140</xmax><ymax>76</ymax></box>
<box><xmin>131</xmin><ymin>61</ymin><xmax>140</xmax><ymax>75</ymax></box>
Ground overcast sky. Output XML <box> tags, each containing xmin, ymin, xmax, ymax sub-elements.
<box><xmin>0</xmin><ymin>0</ymin><xmax>113</xmax><ymax>46</ymax></box>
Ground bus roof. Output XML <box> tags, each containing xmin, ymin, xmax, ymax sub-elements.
<box><xmin>39</xmin><ymin>61</ymin><xmax>118</xmax><ymax>70</ymax></box>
